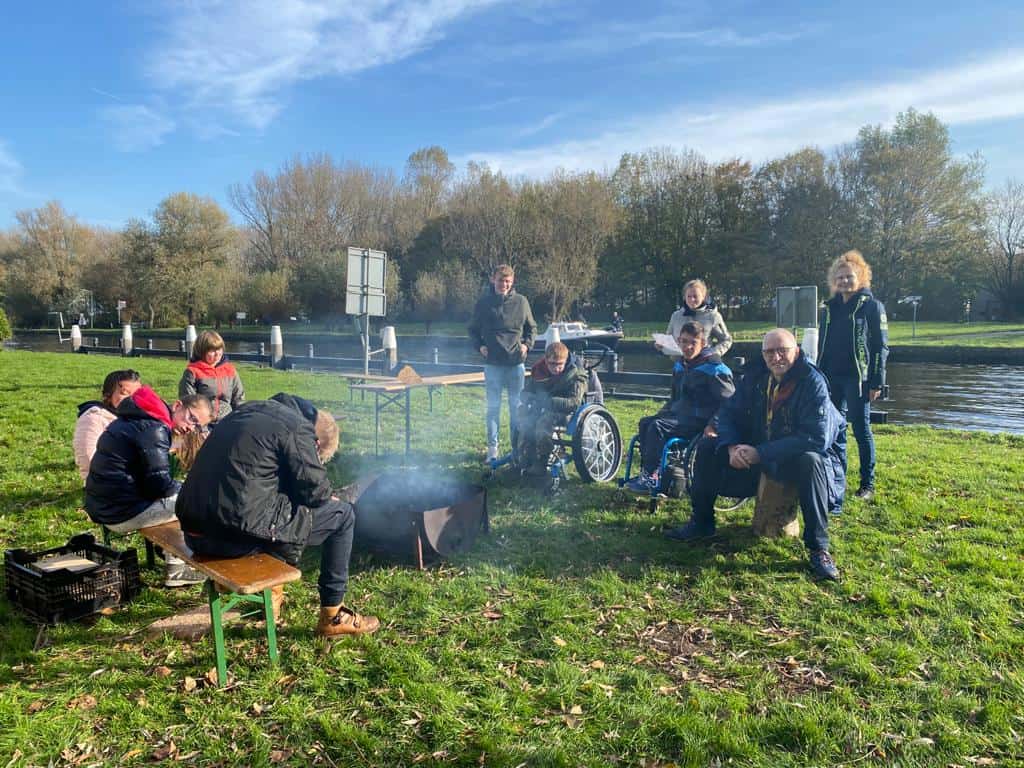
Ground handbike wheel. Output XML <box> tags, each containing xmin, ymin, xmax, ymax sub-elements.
<box><xmin>572</xmin><ymin>407</ymin><xmax>622</xmax><ymax>483</ymax></box>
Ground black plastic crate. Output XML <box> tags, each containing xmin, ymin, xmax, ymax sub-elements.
<box><xmin>4</xmin><ymin>533</ymin><xmax>142</xmax><ymax>624</ymax></box>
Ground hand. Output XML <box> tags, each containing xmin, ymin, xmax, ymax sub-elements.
<box><xmin>330</xmin><ymin>495</ymin><xmax>340</xmax><ymax>501</ymax></box>
<box><xmin>479</xmin><ymin>345</ymin><xmax>489</xmax><ymax>358</ymax></box>
<box><xmin>728</xmin><ymin>444</ymin><xmax>759</xmax><ymax>469</ymax></box>
<box><xmin>703</xmin><ymin>424</ymin><xmax>718</xmax><ymax>438</ymax></box>
<box><xmin>519</xmin><ymin>342</ymin><xmax>529</xmax><ymax>358</ymax></box>
<box><xmin>869</xmin><ymin>388</ymin><xmax>881</xmax><ymax>402</ymax></box>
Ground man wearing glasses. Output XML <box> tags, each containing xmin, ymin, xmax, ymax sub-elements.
<box><xmin>666</xmin><ymin>329</ymin><xmax>846</xmax><ymax>580</ymax></box>
<box><xmin>85</xmin><ymin>386</ymin><xmax>213</xmax><ymax>587</ymax></box>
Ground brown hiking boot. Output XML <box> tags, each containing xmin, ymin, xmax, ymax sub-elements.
<box><xmin>316</xmin><ymin>605</ymin><xmax>380</xmax><ymax>637</ymax></box>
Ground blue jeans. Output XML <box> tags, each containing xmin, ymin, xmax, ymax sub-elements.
<box><xmin>484</xmin><ymin>363</ymin><xmax>525</xmax><ymax>451</ymax></box>
<box><xmin>826</xmin><ymin>372</ymin><xmax>875</xmax><ymax>488</ymax></box>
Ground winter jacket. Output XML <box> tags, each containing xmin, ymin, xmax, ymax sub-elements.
<box><xmin>179</xmin><ymin>357</ymin><xmax>245</xmax><ymax>420</ymax></box>
<box><xmin>817</xmin><ymin>289</ymin><xmax>889</xmax><ymax>394</ymax></box>
<box><xmin>72</xmin><ymin>400</ymin><xmax>117</xmax><ymax>483</ymax></box>
<box><xmin>658</xmin><ymin>349</ymin><xmax>735</xmax><ymax>435</ymax></box>
<box><xmin>468</xmin><ymin>287</ymin><xmax>537</xmax><ymax>366</ymax></box>
<box><xmin>85</xmin><ymin>386</ymin><xmax>180</xmax><ymax>526</ymax></box>
<box><xmin>520</xmin><ymin>356</ymin><xmax>589</xmax><ymax>417</ymax></box>
<box><xmin>716</xmin><ymin>353</ymin><xmax>846</xmax><ymax>508</ymax></box>
<box><xmin>175</xmin><ymin>393</ymin><xmax>331</xmax><ymax>548</ymax></box>
<box><xmin>666</xmin><ymin>301</ymin><xmax>733</xmax><ymax>357</ymax></box>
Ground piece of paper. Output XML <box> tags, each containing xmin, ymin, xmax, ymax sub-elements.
<box><xmin>652</xmin><ymin>333</ymin><xmax>681</xmax><ymax>356</ymax></box>
<box><xmin>35</xmin><ymin>554</ymin><xmax>99</xmax><ymax>573</ymax></box>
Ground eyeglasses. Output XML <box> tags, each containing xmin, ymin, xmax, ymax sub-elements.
<box><xmin>184</xmin><ymin>409</ymin><xmax>203</xmax><ymax>427</ymax></box>
<box><xmin>762</xmin><ymin>346</ymin><xmax>796</xmax><ymax>358</ymax></box>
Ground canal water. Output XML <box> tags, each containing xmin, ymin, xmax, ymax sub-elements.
<box><xmin>9</xmin><ymin>333</ymin><xmax>1024</xmax><ymax>434</ymax></box>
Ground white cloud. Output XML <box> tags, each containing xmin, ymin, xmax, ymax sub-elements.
<box><xmin>461</xmin><ymin>50</ymin><xmax>1024</xmax><ymax>176</ymax></box>
<box><xmin>475</xmin><ymin>19</ymin><xmax>816</xmax><ymax>63</ymax></box>
<box><xmin>0</xmin><ymin>141</ymin><xmax>23</xmax><ymax>193</ymax></box>
<box><xmin>100</xmin><ymin>105</ymin><xmax>176</xmax><ymax>152</ymax></box>
<box><xmin>147</xmin><ymin>0</ymin><xmax>503</xmax><ymax>129</ymax></box>
<box><xmin>517</xmin><ymin>109</ymin><xmax>570</xmax><ymax>138</ymax></box>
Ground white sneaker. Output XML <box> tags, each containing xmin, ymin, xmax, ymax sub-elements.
<box><xmin>486</xmin><ymin>446</ymin><xmax>499</xmax><ymax>462</ymax></box>
<box><xmin>164</xmin><ymin>557</ymin><xmax>206</xmax><ymax>588</ymax></box>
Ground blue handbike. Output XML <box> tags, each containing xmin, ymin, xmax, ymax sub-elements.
<box><xmin>620</xmin><ymin>433</ymin><xmax>751</xmax><ymax>514</ymax></box>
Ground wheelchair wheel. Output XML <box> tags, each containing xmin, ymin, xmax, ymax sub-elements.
<box><xmin>572</xmin><ymin>406</ymin><xmax>622</xmax><ymax>483</ymax></box>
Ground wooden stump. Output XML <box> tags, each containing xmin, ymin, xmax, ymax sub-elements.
<box><xmin>752</xmin><ymin>474</ymin><xmax>800</xmax><ymax>538</ymax></box>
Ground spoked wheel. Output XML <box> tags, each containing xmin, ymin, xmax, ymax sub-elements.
<box><xmin>682</xmin><ymin>435</ymin><xmax>754</xmax><ymax>513</ymax></box>
<box><xmin>572</xmin><ymin>406</ymin><xmax>622</xmax><ymax>483</ymax></box>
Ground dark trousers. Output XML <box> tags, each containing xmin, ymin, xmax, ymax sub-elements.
<box><xmin>688</xmin><ymin>439</ymin><xmax>831</xmax><ymax>552</ymax></box>
<box><xmin>185</xmin><ymin>499</ymin><xmax>355</xmax><ymax>607</ymax></box>
<box><xmin>638</xmin><ymin>415</ymin><xmax>695</xmax><ymax>474</ymax></box>
<box><xmin>826</xmin><ymin>372</ymin><xmax>875</xmax><ymax>488</ymax></box>
<box><xmin>516</xmin><ymin>406</ymin><xmax>567</xmax><ymax>472</ymax></box>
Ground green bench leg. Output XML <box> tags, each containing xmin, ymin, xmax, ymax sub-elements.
<box><xmin>207</xmin><ymin>582</ymin><xmax>229</xmax><ymax>687</ymax></box>
<box><xmin>206</xmin><ymin>583</ymin><xmax>281</xmax><ymax>687</ymax></box>
<box><xmin>263</xmin><ymin>587</ymin><xmax>279</xmax><ymax>663</ymax></box>
<box><xmin>101</xmin><ymin>526</ymin><xmax>156</xmax><ymax>569</ymax></box>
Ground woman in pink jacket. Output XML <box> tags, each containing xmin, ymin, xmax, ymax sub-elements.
<box><xmin>72</xmin><ymin>369</ymin><xmax>141</xmax><ymax>483</ymax></box>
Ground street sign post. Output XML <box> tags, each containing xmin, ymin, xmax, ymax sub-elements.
<box><xmin>776</xmin><ymin>286</ymin><xmax>818</xmax><ymax>329</ymax></box>
<box><xmin>345</xmin><ymin>247</ymin><xmax>388</xmax><ymax>374</ymax></box>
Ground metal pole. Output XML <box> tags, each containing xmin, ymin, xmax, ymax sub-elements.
<box><xmin>912</xmin><ymin>304</ymin><xmax>918</xmax><ymax>339</ymax></box>
<box><xmin>363</xmin><ymin>313</ymin><xmax>370</xmax><ymax>376</ymax></box>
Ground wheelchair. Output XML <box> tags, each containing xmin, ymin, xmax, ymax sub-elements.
<box><xmin>621</xmin><ymin>432</ymin><xmax>753</xmax><ymax>514</ymax></box>
<box><xmin>488</xmin><ymin>345</ymin><xmax>623</xmax><ymax>491</ymax></box>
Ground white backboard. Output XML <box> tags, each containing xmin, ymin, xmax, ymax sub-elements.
<box><xmin>345</xmin><ymin>247</ymin><xmax>387</xmax><ymax>317</ymax></box>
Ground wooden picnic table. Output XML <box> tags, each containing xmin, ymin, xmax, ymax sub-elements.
<box><xmin>350</xmin><ymin>371</ymin><xmax>487</xmax><ymax>455</ymax></box>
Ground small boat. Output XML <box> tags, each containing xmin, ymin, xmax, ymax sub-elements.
<box><xmin>536</xmin><ymin>321</ymin><xmax>623</xmax><ymax>351</ymax></box>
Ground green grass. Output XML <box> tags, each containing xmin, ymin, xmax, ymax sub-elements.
<box><xmin>1</xmin><ymin>350</ymin><xmax>1022</xmax><ymax>767</ymax></box>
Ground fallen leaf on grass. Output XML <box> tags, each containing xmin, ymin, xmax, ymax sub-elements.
<box><xmin>151</xmin><ymin>741</ymin><xmax>177</xmax><ymax>761</ymax></box>
<box><xmin>596</xmin><ymin>683</ymin><xmax>615</xmax><ymax>698</ymax></box>
<box><xmin>657</xmin><ymin>685</ymin><xmax>679</xmax><ymax>695</ymax></box>
<box><xmin>552</xmin><ymin>636</ymin><xmax>567</xmax><ymax>647</ymax></box>
<box><xmin>269</xmin><ymin>749</ymin><xmax>293</xmax><ymax>763</ymax></box>
<box><xmin>67</xmin><ymin>694</ymin><xmax>97</xmax><ymax>710</ymax></box>
<box><xmin>153</xmin><ymin>666</ymin><xmax>173</xmax><ymax>678</ymax></box>
<box><xmin>481</xmin><ymin>610</ymin><xmax>504</xmax><ymax>620</ymax></box>
<box><xmin>182</xmin><ymin>677</ymin><xmax>197</xmax><ymax>692</ymax></box>
<box><xmin>204</xmin><ymin>668</ymin><xmax>219</xmax><ymax>686</ymax></box>
<box><xmin>589</xmin><ymin>660</ymin><xmax>605</xmax><ymax>669</ymax></box>
<box><xmin>568</xmin><ymin>705</ymin><xmax>583</xmax><ymax>715</ymax></box>
<box><xmin>562</xmin><ymin>715</ymin><xmax>581</xmax><ymax>729</ymax></box>
<box><xmin>120</xmin><ymin>749</ymin><xmax>143</xmax><ymax>761</ymax></box>
<box><xmin>26</xmin><ymin>700</ymin><xmax>46</xmax><ymax>714</ymax></box>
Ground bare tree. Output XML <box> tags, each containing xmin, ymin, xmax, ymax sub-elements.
<box><xmin>986</xmin><ymin>179</ymin><xmax>1024</xmax><ymax>317</ymax></box>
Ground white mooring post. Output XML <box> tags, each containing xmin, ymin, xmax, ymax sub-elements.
<box><xmin>270</xmin><ymin>325</ymin><xmax>284</xmax><ymax>368</ymax></box>
<box><xmin>381</xmin><ymin>325</ymin><xmax>397</xmax><ymax>372</ymax></box>
<box><xmin>185</xmin><ymin>324</ymin><xmax>197</xmax><ymax>359</ymax></box>
<box><xmin>122</xmin><ymin>325</ymin><xmax>133</xmax><ymax>356</ymax></box>
<box><xmin>70</xmin><ymin>324</ymin><xmax>82</xmax><ymax>352</ymax></box>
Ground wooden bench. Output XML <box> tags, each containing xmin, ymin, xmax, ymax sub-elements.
<box><xmin>138</xmin><ymin>521</ymin><xmax>301</xmax><ymax>687</ymax></box>
<box><xmin>334</xmin><ymin>372</ymin><xmax>401</xmax><ymax>403</ymax></box>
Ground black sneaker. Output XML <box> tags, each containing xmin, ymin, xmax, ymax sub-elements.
<box><xmin>664</xmin><ymin>522</ymin><xmax>715</xmax><ymax>541</ymax></box>
<box><xmin>809</xmin><ymin>550</ymin><xmax>839</xmax><ymax>580</ymax></box>
<box><xmin>854</xmin><ymin>485</ymin><xmax>875</xmax><ymax>501</ymax></box>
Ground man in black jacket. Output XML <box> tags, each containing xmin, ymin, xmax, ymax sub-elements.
<box><xmin>468</xmin><ymin>264</ymin><xmax>537</xmax><ymax>462</ymax></box>
<box><xmin>85</xmin><ymin>385</ymin><xmax>213</xmax><ymax>587</ymax></box>
<box><xmin>176</xmin><ymin>393</ymin><xmax>379</xmax><ymax>637</ymax></box>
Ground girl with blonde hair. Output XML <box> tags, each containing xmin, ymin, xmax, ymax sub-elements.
<box><xmin>179</xmin><ymin>330</ymin><xmax>245</xmax><ymax>421</ymax></box>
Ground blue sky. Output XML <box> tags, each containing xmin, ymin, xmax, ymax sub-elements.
<box><xmin>1</xmin><ymin>0</ymin><xmax>1023</xmax><ymax>229</ymax></box>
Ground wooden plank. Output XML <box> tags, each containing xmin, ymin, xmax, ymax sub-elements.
<box><xmin>140</xmin><ymin>522</ymin><xmax>301</xmax><ymax>595</ymax></box>
<box><xmin>335</xmin><ymin>373</ymin><xmax>400</xmax><ymax>382</ymax></box>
